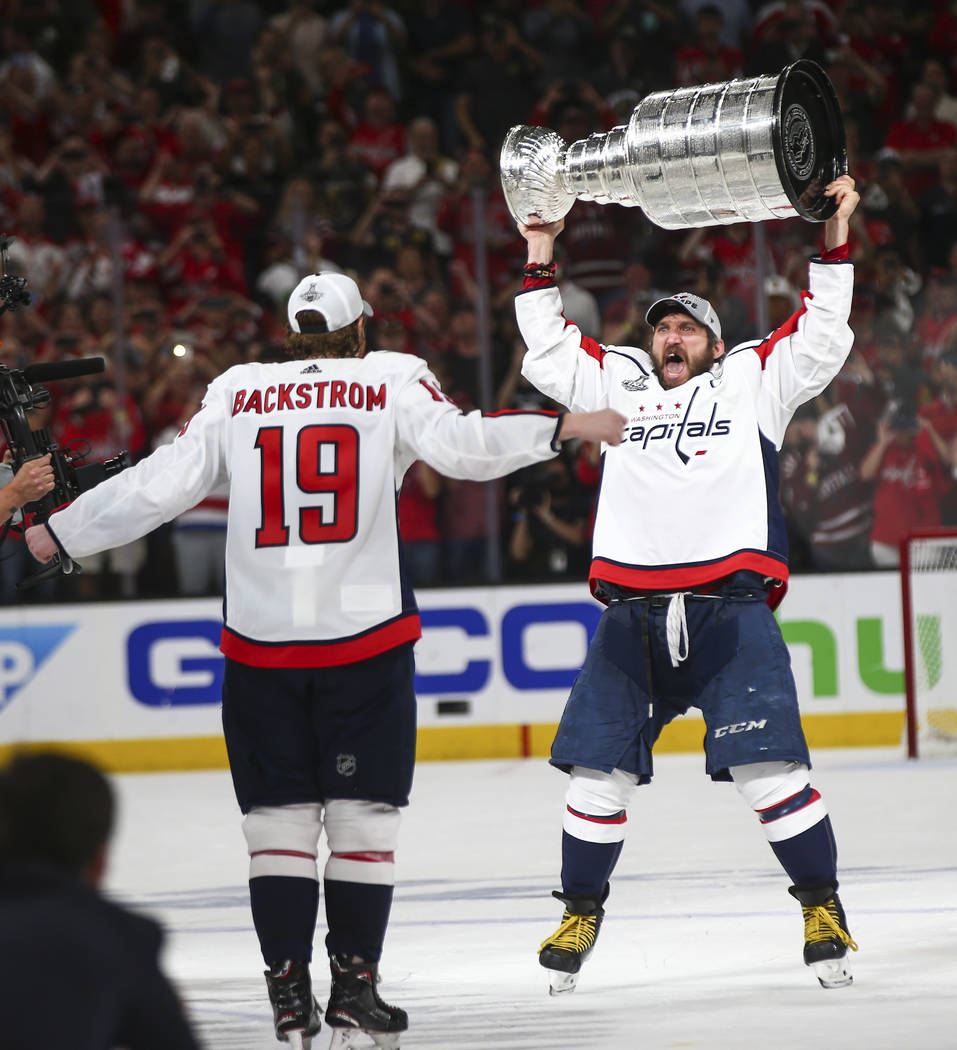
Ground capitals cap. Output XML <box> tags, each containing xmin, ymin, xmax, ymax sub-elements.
<box><xmin>645</xmin><ymin>292</ymin><xmax>721</xmax><ymax>341</ymax></box>
<box><xmin>287</xmin><ymin>272</ymin><xmax>373</xmax><ymax>334</ymax></box>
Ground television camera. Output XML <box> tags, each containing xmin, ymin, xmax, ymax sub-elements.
<box><xmin>0</xmin><ymin>233</ymin><xmax>131</xmax><ymax>587</ymax></box>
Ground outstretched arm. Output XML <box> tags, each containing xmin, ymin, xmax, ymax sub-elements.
<box><xmin>557</xmin><ymin>409</ymin><xmax>625</xmax><ymax>446</ymax></box>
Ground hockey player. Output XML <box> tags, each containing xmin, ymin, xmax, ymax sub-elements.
<box><xmin>26</xmin><ymin>271</ymin><xmax>625</xmax><ymax>1049</ymax></box>
<box><xmin>513</xmin><ymin>176</ymin><xmax>861</xmax><ymax>994</ymax></box>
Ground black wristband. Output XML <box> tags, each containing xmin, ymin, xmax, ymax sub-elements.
<box><xmin>522</xmin><ymin>262</ymin><xmax>557</xmax><ymax>280</ymax></box>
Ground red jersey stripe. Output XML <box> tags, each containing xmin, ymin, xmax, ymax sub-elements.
<box><xmin>220</xmin><ymin>615</ymin><xmax>422</xmax><ymax>668</ymax></box>
<box><xmin>588</xmin><ymin>551</ymin><xmax>788</xmax><ymax>593</ymax></box>
<box><xmin>331</xmin><ymin>851</ymin><xmax>395</xmax><ymax>863</ymax></box>
<box><xmin>753</xmin><ymin>295</ymin><xmax>810</xmax><ymax>366</ymax></box>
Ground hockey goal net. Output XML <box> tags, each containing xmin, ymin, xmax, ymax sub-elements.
<box><xmin>900</xmin><ymin>528</ymin><xmax>957</xmax><ymax>758</ymax></box>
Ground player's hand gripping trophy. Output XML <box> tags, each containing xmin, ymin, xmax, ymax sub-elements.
<box><xmin>500</xmin><ymin>60</ymin><xmax>847</xmax><ymax>232</ymax></box>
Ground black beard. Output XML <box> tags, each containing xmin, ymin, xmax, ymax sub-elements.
<box><xmin>651</xmin><ymin>349</ymin><xmax>717</xmax><ymax>389</ymax></box>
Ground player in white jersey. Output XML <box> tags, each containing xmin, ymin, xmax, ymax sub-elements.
<box><xmin>26</xmin><ymin>271</ymin><xmax>626</xmax><ymax>1049</ymax></box>
<box><xmin>514</xmin><ymin>176</ymin><xmax>862</xmax><ymax>995</ymax></box>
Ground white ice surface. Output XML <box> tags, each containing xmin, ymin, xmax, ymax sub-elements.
<box><xmin>105</xmin><ymin>748</ymin><xmax>957</xmax><ymax>1050</ymax></box>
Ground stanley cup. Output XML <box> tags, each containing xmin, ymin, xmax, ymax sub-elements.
<box><xmin>500</xmin><ymin>60</ymin><xmax>847</xmax><ymax>230</ymax></box>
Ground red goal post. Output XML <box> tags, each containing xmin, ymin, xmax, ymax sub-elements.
<box><xmin>899</xmin><ymin>527</ymin><xmax>957</xmax><ymax>758</ymax></box>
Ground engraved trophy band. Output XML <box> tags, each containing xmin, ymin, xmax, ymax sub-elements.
<box><xmin>500</xmin><ymin>60</ymin><xmax>847</xmax><ymax>230</ymax></box>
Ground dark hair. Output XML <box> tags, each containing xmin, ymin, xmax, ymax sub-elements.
<box><xmin>283</xmin><ymin>316</ymin><xmax>363</xmax><ymax>360</ymax></box>
<box><xmin>0</xmin><ymin>751</ymin><xmax>114</xmax><ymax>876</ymax></box>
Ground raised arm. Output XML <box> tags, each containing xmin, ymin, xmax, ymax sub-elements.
<box><xmin>823</xmin><ymin>174</ymin><xmax>861</xmax><ymax>252</ymax></box>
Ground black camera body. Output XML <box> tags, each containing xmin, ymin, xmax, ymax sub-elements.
<box><xmin>0</xmin><ymin>359</ymin><xmax>131</xmax><ymax>525</ymax></box>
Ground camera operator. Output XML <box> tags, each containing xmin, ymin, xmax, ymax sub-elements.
<box><xmin>507</xmin><ymin>454</ymin><xmax>592</xmax><ymax>581</ymax></box>
<box><xmin>0</xmin><ymin>451</ymin><xmax>54</xmax><ymax>524</ymax></box>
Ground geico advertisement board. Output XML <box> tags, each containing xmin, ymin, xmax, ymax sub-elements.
<box><xmin>0</xmin><ymin>573</ymin><xmax>912</xmax><ymax>746</ymax></box>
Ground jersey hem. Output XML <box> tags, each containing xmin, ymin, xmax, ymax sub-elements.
<box><xmin>220</xmin><ymin>613</ymin><xmax>422</xmax><ymax>668</ymax></box>
<box><xmin>588</xmin><ymin>551</ymin><xmax>789</xmax><ymax>597</ymax></box>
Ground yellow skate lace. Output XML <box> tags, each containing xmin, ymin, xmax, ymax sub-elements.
<box><xmin>539</xmin><ymin>911</ymin><xmax>599</xmax><ymax>954</ymax></box>
<box><xmin>803</xmin><ymin>902</ymin><xmax>859</xmax><ymax>952</ymax></box>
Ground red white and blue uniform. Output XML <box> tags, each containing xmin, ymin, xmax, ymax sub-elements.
<box><xmin>516</xmin><ymin>252</ymin><xmax>855</xmax><ymax>601</ymax></box>
<box><xmin>44</xmin><ymin>351</ymin><xmax>564</xmax><ymax>667</ymax></box>
<box><xmin>514</xmin><ymin>249</ymin><xmax>855</xmax><ymax>783</ymax></box>
<box><xmin>519</xmin><ymin>246</ymin><xmax>859</xmax><ymax>961</ymax></box>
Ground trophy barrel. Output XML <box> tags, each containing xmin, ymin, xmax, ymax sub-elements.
<box><xmin>628</xmin><ymin>59</ymin><xmax>846</xmax><ymax>228</ymax></box>
<box><xmin>499</xmin><ymin>60</ymin><xmax>846</xmax><ymax>231</ymax></box>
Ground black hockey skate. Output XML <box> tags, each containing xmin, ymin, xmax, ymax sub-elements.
<box><xmin>538</xmin><ymin>889</ymin><xmax>606</xmax><ymax>996</ymax></box>
<box><xmin>324</xmin><ymin>954</ymin><xmax>408</xmax><ymax>1050</ymax></box>
<box><xmin>265</xmin><ymin>960</ymin><xmax>322</xmax><ymax>1048</ymax></box>
<box><xmin>788</xmin><ymin>882</ymin><xmax>859</xmax><ymax>989</ymax></box>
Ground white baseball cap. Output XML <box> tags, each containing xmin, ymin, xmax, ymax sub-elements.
<box><xmin>645</xmin><ymin>292</ymin><xmax>721</xmax><ymax>341</ymax></box>
<box><xmin>287</xmin><ymin>272</ymin><xmax>373</xmax><ymax>333</ymax></box>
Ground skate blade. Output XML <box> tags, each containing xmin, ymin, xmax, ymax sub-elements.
<box><xmin>812</xmin><ymin>957</ymin><xmax>853</xmax><ymax>989</ymax></box>
<box><xmin>547</xmin><ymin>971</ymin><xmax>579</xmax><ymax>996</ymax></box>
<box><xmin>327</xmin><ymin>1029</ymin><xmax>402</xmax><ymax>1050</ymax></box>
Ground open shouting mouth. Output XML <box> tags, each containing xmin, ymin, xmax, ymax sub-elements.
<box><xmin>662</xmin><ymin>350</ymin><xmax>688</xmax><ymax>386</ymax></box>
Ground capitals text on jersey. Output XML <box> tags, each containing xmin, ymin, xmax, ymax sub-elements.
<box><xmin>231</xmin><ymin>381</ymin><xmax>387</xmax><ymax>416</ymax></box>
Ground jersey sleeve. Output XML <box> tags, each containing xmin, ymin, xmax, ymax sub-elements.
<box><xmin>753</xmin><ymin>257</ymin><xmax>855</xmax><ymax>447</ymax></box>
<box><xmin>46</xmin><ymin>378</ymin><xmax>231</xmax><ymax>559</ymax></box>
<box><xmin>394</xmin><ymin>363</ymin><xmax>563</xmax><ymax>480</ymax></box>
<box><xmin>515</xmin><ymin>284</ymin><xmax>610</xmax><ymax>412</ymax></box>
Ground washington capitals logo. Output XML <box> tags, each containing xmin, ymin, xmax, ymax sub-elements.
<box><xmin>623</xmin><ymin>388</ymin><xmax>731</xmax><ymax>463</ymax></box>
<box><xmin>622</xmin><ymin>376</ymin><xmax>648</xmax><ymax>392</ymax></box>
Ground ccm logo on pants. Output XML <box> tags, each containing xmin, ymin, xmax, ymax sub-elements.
<box><xmin>714</xmin><ymin>719</ymin><xmax>768</xmax><ymax>738</ymax></box>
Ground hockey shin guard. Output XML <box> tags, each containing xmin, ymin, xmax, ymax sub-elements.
<box><xmin>243</xmin><ymin>803</ymin><xmax>323</xmax><ymax>964</ymax></box>
<box><xmin>732</xmin><ymin>761</ymin><xmax>838</xmax><ymax>885</ymax></box>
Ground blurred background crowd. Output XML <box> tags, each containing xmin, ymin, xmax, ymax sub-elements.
<box><xmin>1</xmin><ymin>0</ymin><xmax>956</xmax><ymax>601</ymax></box>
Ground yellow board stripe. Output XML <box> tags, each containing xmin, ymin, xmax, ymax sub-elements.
<box><xmin>0</xmin><ymin>712</ymin><xmax>907</xmax><ymax>774</ymax></box>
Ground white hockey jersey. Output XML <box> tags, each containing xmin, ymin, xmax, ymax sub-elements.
<box><xmin>515</xmin><ymin>256</ymin><xmax>855</xmax><ymax>597</ymax></box>
<box><xmin>46</xmin><ymin>352</ymin><xmax>563</xmax><ymax>666</ymax></box>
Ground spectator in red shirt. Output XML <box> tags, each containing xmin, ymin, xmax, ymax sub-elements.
<box><xmin>675</xmin><ymin>5</ymin><xmax>743</xmax><ymax>87</ymax></box>
<box><xmin>914</xmin><ymin>273</ymin><xmax>957</xmax><ymax>368</ymax></box>
<box><xmin>920</xmin><ymin>348</ymin><xmax>957</xmax><ymax>521</ymax></box>
<box><xmin>884</xmin><ymin>82</ymin><xmax>957</xmax><ymax>197</ymax></box>
<box><xmin>860</xmin><ymin>403</ymin><xmax>953</xmax><ymax>567</ymax></box>
<box><xmin>398</xmin><ymin>460</ymin><xmax>443</xmax><ymax>586</ymax></box>
<box><xmin>347</xmin><ymin>87</ymin><xmax>406</xmax><ymax>183</ymax></box>
<box><xmin>154</xmin><ymin>218</ymin><xmax>248</xmax><ymax>313</ymax></box>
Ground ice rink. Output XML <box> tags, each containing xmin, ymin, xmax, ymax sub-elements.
<box><xmin>106</xmin><ymin>747</ymin><xmax>957</xmax><ymax>1050</ymax></box>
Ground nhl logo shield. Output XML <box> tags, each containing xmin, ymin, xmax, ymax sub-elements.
<box><xmin>336</xmin><ymin>753</ymin><xmax>357</xmax><ymax>777</ymax></box>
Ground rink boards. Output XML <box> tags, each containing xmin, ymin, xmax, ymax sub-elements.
<box><xmin>0</xmin><ymin>573</ymin><xmax>920</xmax><ymax>771</ymax></box>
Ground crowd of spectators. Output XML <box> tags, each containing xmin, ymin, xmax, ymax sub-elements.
<box><xmin>1</xmin><ymin>0</ymin><xmax>956</xmax><ymax>602</ymax></box>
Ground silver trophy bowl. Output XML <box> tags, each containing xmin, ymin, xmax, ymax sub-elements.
<box><xmin>500</xmin><ymin>60</ymin><xmax>847</xmax><ymax>230</ymax></box>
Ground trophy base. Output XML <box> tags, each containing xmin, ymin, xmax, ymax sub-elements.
<box><xmin>771</xmin><ymin>60</ymin><xmax>848</xmax><ymax>222</ymax></box>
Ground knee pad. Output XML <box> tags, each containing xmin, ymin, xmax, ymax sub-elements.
<box><xmin>243</xmin><ymin>803</ymin><xmax>323</xmax><ymax>879</ymax></box>
<box><xmin>324</xmin><ymin>799</ymin><xmax>400</xmax><ymax>886</ymax></box>
<box><xmin>731</xmin><ymin>761</ymin><xmax>827</xmax><ymax>842</ymax></box>
<box><xmin>564</xmin><ymin>767</ymin><xmax>637</xmax><ymax>843</ymax></box>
